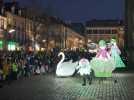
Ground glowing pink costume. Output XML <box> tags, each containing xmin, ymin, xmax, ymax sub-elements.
<box><xmin>90</xmin><ymin>46</ymin><xmax>115</xmax><ymax>75</ymax></box>
<box><xmin>96</xmin><ymin>48</ymin><xmax>109</xmax><ymax>59</ymax></box>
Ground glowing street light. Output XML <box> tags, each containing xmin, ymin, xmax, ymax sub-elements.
<box><xmin>35</xmin><ymin>43</ymin><xmax>40</xmax><ymax>51</ymax></box>
<box><xmin>8</xmin><ymin>29</ymin><xmax>15</xmax><ymax>33</ymax></box>
<box><xmin>42</xmin><ymin>39</ymin><xmax>46</xmax><ymax>42</ymax></box>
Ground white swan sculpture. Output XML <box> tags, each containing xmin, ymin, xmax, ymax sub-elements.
<box><xmin>56</xmin><ymin>52</ymin><xmax>78</xmax><ymax>77</ymax></box>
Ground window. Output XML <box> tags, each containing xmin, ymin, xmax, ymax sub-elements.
<box><xmin>0</xmin><ymin>40</ymin><xmax>3</xmax><ymax>50</ymax></box>
<box><xmin>112</xmin><ymin>30</ymin><xmax>117</xmax><ymax>34</ymax></box>
<box><xmin>13</xmin><ymin>19</ymin><xmax>16</xmax><ymax>27</ymax></box>
<box><xmin>0</xmin><ymin>19</ymin><xmax>4</xmax><ymax>29</ymax></box>
<box><xmin>99</xmin><ymin>30</ymin><xmax>104</xmax><ymax>34</ymax></box>
<box><xmin>87</xmin><ymin>30</ymin><xmax>91</xmax><ymax>34</ymax></box>
<box><xmin>8</xmin><ymin>41</ymin><xmax>16</xmax><ymax>51</ymax></box>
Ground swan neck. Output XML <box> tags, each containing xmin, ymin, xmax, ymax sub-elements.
<box><xmin>61</xmin><ymin>53</ymin><xmax>65</xmax><ymax>62</ymax></box>
<box><xmin>57</xmin><ymin>53</ymin><xmax>65</xmax><ymax>69</ymax></box>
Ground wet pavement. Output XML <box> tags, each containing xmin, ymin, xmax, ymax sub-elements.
<box><xmin>0</xmin><ymin>72</ymin><xmax>134</xmax><ymax>100</ymax></box>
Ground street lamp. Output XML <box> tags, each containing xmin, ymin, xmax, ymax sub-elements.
<box><xmin>6</xmin><ymin>28</ymin><xmax>16</xmax><ymax>51</ymax></box>
<box><xmin>8</xmin><ymin>28</ymin><xmax>16</xmax><ymax>40</ymax></box>
<box><xmin>8</xmin><ymin>29</ymin><xmax>15</xmax><ymax>33</ymax></box>
<box><xmin>42</xmin><ymin>39</ymin><xmax>46</xmax><ymax>43</ymax></box>
<box><xmin>35</xmin><ymin>43</ymin><xmax>40</xmax><ymax>51</ymax></box>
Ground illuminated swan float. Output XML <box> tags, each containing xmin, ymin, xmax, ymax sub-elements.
<box><xmin>56</xmin><ymin>52</ymin><xmax>78</xmax><ymax>77</ymax></box>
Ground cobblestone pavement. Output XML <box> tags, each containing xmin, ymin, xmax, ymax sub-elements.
<box><xmin>0</xmin><ymin>72</ymin><xmax>134</xmax><ymax>100</ymax></box>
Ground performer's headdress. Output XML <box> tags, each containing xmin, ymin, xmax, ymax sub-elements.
<box><xmin>98</xmin><ymin>40</ymin><xmax>106</xmax><ymax>47</ymax></box>
<box><xmin>110</xmin><ymin>38</ymin><xmax>116</xmax><ymax>44</ymax></box>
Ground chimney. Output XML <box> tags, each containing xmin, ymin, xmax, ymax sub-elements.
<box><xmin>12</xmin><ymin>0</ymin><xmax>16</xmax><ymax>2</ymax></box>
<box><xmin>18</xmin><ymin>9</ymin><xmax>21</xmax><ymax>16</ymax></box>
<box><xmin>0</xmin><ymin>0</ymin><xmax>3</xmax><ymax>8</ymax></box>
<box><xmin>11</xmin><ymin>6</ymin><xmax>15</xmax><ymax>14</ymax></box>
<box><xmin>0</xmin><ymin>0</ymin><xmax>3</xmax><ymax>3</ymax></box>
<box><xmin>1</xmin><ymin>6</ymin><xmax>4</xmax><ymax>14</ymax></box>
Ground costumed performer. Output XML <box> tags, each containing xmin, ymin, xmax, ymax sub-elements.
<box><xmin>110</xmin><ymin>39</ymin><xmax>125</xmax><ymax>68</ymax></box>
<box><xmin>90</xmin><ymin>40</ymin><xmax>115</xmax><ymax>77</ymax></box>
<box><xmin>76</xmin><ymin>54</ymin><xmax>92</xmax><ymax>86</ymax></box>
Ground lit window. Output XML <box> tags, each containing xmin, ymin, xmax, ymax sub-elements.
<box><xmin>8</xmin><ymin>41</ymin><xmax>16</xmax><ymax>51</ymax></box>
<box><xmin>0</xmin><ymin>40</ymin><xmax>3</xmax><ymax>50</ymax></box>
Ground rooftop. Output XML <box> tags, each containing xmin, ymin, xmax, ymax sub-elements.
<box><xmin>86</xmin><ymin>19</ymin><xmax>124</xmax><ymax>27</ymax></box>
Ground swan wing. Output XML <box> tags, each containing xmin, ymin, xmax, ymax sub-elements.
<box><xmin>56</xmin><ymin>62</ymin><xmax>77</xmax><ymax>77</ymax></box>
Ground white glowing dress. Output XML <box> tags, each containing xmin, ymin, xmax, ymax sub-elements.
<box><xmin>90</xmin><ymin>47</ymin><xmax>115</xmax><ymax>77</ymax></box>
<box><xmin>56</xmin><ymin>52</ymin><xmax>78</xmax><ymax>77</ymax></box>
<box><xmin>76</xmin><ymin>58</ymin><xmax>91</xmax><ymax>76</ymax></box>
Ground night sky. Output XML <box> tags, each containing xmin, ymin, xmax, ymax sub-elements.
<box><xmin>6</xmin><ymin>0</ymin><xmax>124</xmax><ymax>22</ymax></box>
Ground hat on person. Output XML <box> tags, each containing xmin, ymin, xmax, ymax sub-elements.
<box><xmin>110</xmin><ymin>38</ymin><xmax>116</xmax><ymax>44</ymax></box>
<box><xmin>98</xmin><ymin>40</ymin><xmax>106</xmax><ymax>47</ymax></box>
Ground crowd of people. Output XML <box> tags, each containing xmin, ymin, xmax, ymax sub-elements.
<box><xmin>0</xmin><ymin>39</ymin><xmax>127</xmax><ymax>87</ymax></box>
<box><xmin>0</xmin><ymin>48</ymin><xmax>95</xmax><ymax>87</ymax></box>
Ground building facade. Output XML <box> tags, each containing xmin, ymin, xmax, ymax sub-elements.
<box><xmin>0</xmin><ymin>1</ymin><xmax>85</xmax><ymax>51</ymax></box>
<box><xmin>85</xmin><ymin>20</ymin><xmax>125</xmax><ymax>49</ymax></box>
<box><xmin>65</xmin><ymin>26</ymin><xmax>85</xmax><ymax>49</ymax></box>
<box><xmin>125</xmin><ymin>0</ymin><xmax>134</xmax><ymax>67</ymax></box>
<box><xmin>45</xmin><ymin>22</ymin><xmax>85</xmax><ymax>50</ymax></box>
<box><xmin>0</xmin><ymin>15</ymin><xmax>7</xmax><ymax>50</ymax></box>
